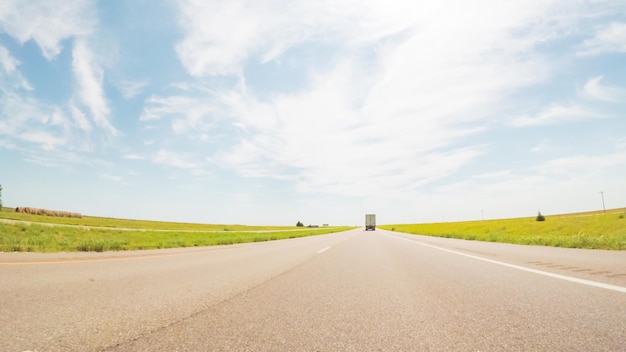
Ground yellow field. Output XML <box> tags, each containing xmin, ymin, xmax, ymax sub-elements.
<box><xmin>379</xmin><ymin>208</ymin><xmax>626</xmax><ymax>250</ymax></box>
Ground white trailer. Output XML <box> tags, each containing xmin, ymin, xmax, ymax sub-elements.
<box><xmin>365</xmin><ymin>214</ymin><xmax>376</xmax><ymax>231</ymax></box>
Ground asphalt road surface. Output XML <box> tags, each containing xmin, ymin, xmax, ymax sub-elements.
<box><xmin>1</xmin><ymin>228</ymin><xmax>624</xmax><ymax>351</ymax></box>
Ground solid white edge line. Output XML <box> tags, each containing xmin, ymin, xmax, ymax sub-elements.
<box><xmin>392</xmin><ymin>234</ymin><xmax>626</xmax><ymax>294</ymax></box>
<box><xmin>317</xmin><ymin>246</ymin><xmax>331</xmax><ymax>253</ymax></box>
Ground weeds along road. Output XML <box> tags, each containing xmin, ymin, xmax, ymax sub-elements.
<box><xmin>1</xmin><ymin>228</ymin><xmax>625</xmax><ymax>351</ymax></box>
<box><xmin>0</xmin><ymin>218</ymin><xmax>318</xmax><ymax>232</ymax></box>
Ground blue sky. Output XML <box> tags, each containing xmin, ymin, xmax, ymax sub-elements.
<box><xmin>1</xmin><ymin>0</ymin><xmax>625</xmax><ymax>226</ymax></box>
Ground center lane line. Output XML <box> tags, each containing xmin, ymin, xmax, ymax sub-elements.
<box><xmin>317</xmin><ymin>246</ymin><xmax>331</xmax><ymax>253</ymax></box>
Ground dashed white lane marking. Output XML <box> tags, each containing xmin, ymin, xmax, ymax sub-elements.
<box><xmin>317</xmin><ymin>247</ymin><xmax>331</xmax><ymax>253</ymax></box>
<box><xmin>392</xmin><ymin>234</ymin><xmax>626</xmax><ymax>294</ymax></box>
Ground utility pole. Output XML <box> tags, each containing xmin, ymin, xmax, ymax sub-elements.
<box><xmin>600</xmin><ymin>191</ymin><xmax>606</xmax><ymax>213</ymax></box>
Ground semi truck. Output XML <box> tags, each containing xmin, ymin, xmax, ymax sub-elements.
<box><xmin>365</xmin><ymin>214</ymin><xmax>376</xmax><ymax>231</ymax></box>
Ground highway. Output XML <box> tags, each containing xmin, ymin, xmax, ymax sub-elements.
<box><xmin>1</xmin><ymin>228</ymin><xmax>624</xmax><ymax>351</ymax></box>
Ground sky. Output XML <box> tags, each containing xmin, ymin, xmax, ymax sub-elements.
<box><xmin>0</xmin><ymin>0</ymin><xmax>625</xmax><ymax>226</ymax></box>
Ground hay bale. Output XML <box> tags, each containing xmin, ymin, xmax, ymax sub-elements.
<box><xmin>15</xmin><ymin>206</ymin><xmax>82</xmax><ymax>218</ymax></box>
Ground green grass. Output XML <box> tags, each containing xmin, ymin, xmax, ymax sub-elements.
<box><xmin>0</xmin><ymin>221</ymin><xmax>354</xmax><ymax>252</ymax></box>
<box><xmin>0</xmin><ymin>207</ymin><xmax>296</xmax><ymax>231</ymax></box>
<box><xmin>380</xmin><ymin>208</ymin><xmax>626</xmax><ymax>250</ymax></box>
<box><xmin>0</xmin><ymin>206</ymin><xmax>353</xmax><ymax>252</ymax></box>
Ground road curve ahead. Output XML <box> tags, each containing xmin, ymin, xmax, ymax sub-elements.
<box><xmin>1</xmin><ymin>229</ymin><xmax>624</xmax><ymax>351</ymax></box>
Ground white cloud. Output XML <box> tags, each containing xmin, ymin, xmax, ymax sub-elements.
<box><xmin>198</xmin><ymin>0</ymin><xmax>576</xmax><ymax>197</ymax></box>
<box><xmin>174</xmin><ymin>0</ymin><xmax>369</xmax><ymax>76</ymax></box>
<box><xmin>117</xmin><ymin>79</ymin><xmax>149</xmax><ymax>100</ymax></box>
<box><xmin>0</xmin><ymin>1</ymin><xmax>118</xmax><ymax>140</ymax></box>
<box><xmin>17</xmin><ymin>131</ymin><xmax>66</xmax><ymax>151</ymax></box>
<box><xmin>72</xmin><ymin>39</ymin><xmax>118</xmax><ymax>136</ymax></box>
<box><xmin>0</xmin><ymin>0</ymin><xmax>117</xmax><ymax>156</ymax></box>
<box><xmin>69</xmin><ymin>104</ymin><xmax>92</xmax><ymax>132</ymax></box>
<box><xmin>140</xmin><ymin>94</ymin><xmax>220</xmax><ymax>137</ymax></box>
<box><xmin>174</xmin><ymin>0</ymin><xmax>561</xmax><ymax>77</ymax></box>
<box><xmin>581</xmin><ymin>76</ymin><xmax>626</xmax><ymax>102</ymax></box>
<box><xmin>535</xmin><ymin>152</ymin><xmax>626</xmax><ymax>176</ymax></box>
<box><xmin>0</xmin><ymin>45</ymin><xmax>18</xmax><ymax>72</ymax></box>
<box><xmin>511</xmin><ymin>103</ymin><xmax>608</xmax><ymax>127</ymax></box>
<box><xmin>100</xmin><ymin>173</ymin><xmax>125</xmax><ymax>184</ymax></box>
<box><xmin>530</xmin><ymin>139</ymin><xmax>551</xmax><ymax>153</ymax></box>
<box><xmin>0</xmin><ymin>1</ymin><xmax>118</xmax><ymax>155</ymax></box>
<box><xmin>0</xmin><ymin>0</ymin><xmax>94</xmax><ymax>60</ymax></box>
<box><xmin>0</xmin><ymin>90</ymin><xmax>108</xmax><ymax>153</ymax></box>
<box><xmin>473</xmin><ymin>170</ymin><xmax>511</xmax><ymax>179</ymax></box>
<box><xmin>0</xmin><ymin>45</ymin><xmax>32</xmax><ymax>90</ymax></box>
<box><xmin>213</xmin><ymin>68</ymin><xmax>491</xmax><ymax>197</ymax></box>
<box><xmin>175</xmin><ymin>1</ymin><xmax>265</xmax><ymax>76</ymax></box>
<box><xmin>123</xmin><ymin>153</ymin><xmax>145</xmax><ymax>160</ymax></box>
<box><xmin>153</xmin><ymin>149</ymin><xmax>198</xmax><ymax>169</ymax></box>
<box><xmin>577</xmin><ymin>22</ymin><xmax>626</xmax><ymax>57</ymax></box>
<box><xmin>140</xmin><ymin>96</ymin><xmax>197</xmax><ymax>122</ymax></box>
<box><xmin>0</xmin><ymin>92</ymin><xmax>61</xmax><ymax>134</ymax></box>
<box><xmin>430</xmin><ymin>149</ymin><xmax>626</xmax><ymax>220</ymax></box>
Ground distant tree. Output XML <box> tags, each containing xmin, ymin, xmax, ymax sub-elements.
<box><xmin>296</xmin><ymin>221</ymin><xmax>304</xmax><ymax>227</ymax></box>
<box><xmin>536</xmin><ymin>211</ymin><xmax>545</xmax><ymax>222</ymax></box>
<box><xmin>0</xmin><ymin>184</ymin><xmax>3</xmax><ymax>209</ymax></box>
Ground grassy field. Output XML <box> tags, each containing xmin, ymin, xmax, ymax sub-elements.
<box><xmin>0</xmin><ymin>207</ymin><xmax>294</xmax><ymax>231</ymax></box>
<box><xmin>4</xmin><ymin>206</ymin><xmax>624</xmax><ymax>251</ymax></box>
<box><xmin>0</xmin><ymin>207</ymin><xmax>353</xmax><ymax>252</ymax></box>
<box><xmin>379</xmin><ymin>208</ymin><xmax>626</xmax><ymax>250</ymax></box>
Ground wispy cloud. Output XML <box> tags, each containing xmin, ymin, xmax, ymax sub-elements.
<box><xmin>139</xmin><ymin>94</ymin><xmax>222</xmax><ymax>139</ymax></box>
<box><xmin>577</xmin><ymin>22</ymin><xmax>626</xmax><ymax>57</ymax></box>
<box><xmin>0</xmin><ymin>0</ymin><xmax>117</xmax><ymax>157</ymax></box>
<box><xmin>581</xmin><ymin>76</ymin><xmax>626</xmax><ymax>102</ymax></box>
<box><xmin>535</xmin><ymin>151</ymin><xmax>626</xmax><ymax>176</ymax></box>
<box><xmin>0</xmin><ymin>0</ymin><xmax>94</xmax><ymax>60</ymax></box>
<box><xmin>432</xmin><ymin>147</ymin><xmax>626</xmax><ymax>219</ymax></box>
<box><xmin>511</xmin><ymin>103</ymin><xmax>608</xmax><ymax>127</ymax></box>
<box><xmin>173</xmin><ymin>0</ymin><xmax>445</xmax><ymax>76</ymax></box>
<box><xmin>473</xmin><ymin>170</ymin><xmax>511</xmax><ymax>180</ymax></box>
<box><xmin>140</xmin><ymin>96</ymin><xmax>199</xmax><ymax>122</ymax></box>
<box><xmin>213</xmin><ymin>72</ymin><xmax>490</xmax><ymax>197</ymax></box>
<box><xmin>0</xmin><ymin>45</ymin><xmax>32</xmax><ymax>90</ymax></box>
<box><xmin>530</xmin><ymin>139</ymin><xmax>552</xmax><ymax>153</ymax></box>
<box><xmin>17</xmin><ymin>131</ymin><xmax>66</xmax><ymax>151</ymax></box>
<box><xmin>0</xmin><ymin>92</ymin><xmax>69</xmax><ymax>147</ymax></box>
<box><xmin>182</xmin><ymin>0</ymin><xmax>576</xmax><ymax>197</ymax></box>
<box><xmin>72</xmin><ymin>39</ymin><xmax>118</xmax><ymax>136</ymax></box>
<box><xmin>0</xmin><ymin>45</ymin><xmax>19</xmax><ymax>72</ymax></box>
<box><xmin>0</xmin><ymin>80</ymin><xmax>109</xmax><ymax>155</ymax></box>
<box><xmin>123</xmin><ymin>153</ymin><xmax>145</xmax><ymax>160</ymax></box>
<box><xmin>100</xmin><ymin>173</ymin><xmax>126</xmax><ymax>184</ymax></box>
<box><xmin>69</xmin><ymin>103</ymin><xmax>92</xmax><ymax>132</ymax></box>
<box><xmin>616</xmin><ymin>137</ymin><xmax>626</xmax><ymax>151</ymax></box>
<box><xmin>117</xmin><ymin>79</ymin><xmax>149</xmax><ymax>100</ymax></box>
<box><xmin>175</xmin><ymin>1</ymin><xmax>263</xmax><ymax>76</ymax></box>
<box><xmin>153</xmin><ymin>149</ymin><xmax>198</xmax><ymax>169</ymax></box>
<box><xmin>174</xmin><ymin>0</ymin><xmax>353</xmax><ymax>76</ymax></box>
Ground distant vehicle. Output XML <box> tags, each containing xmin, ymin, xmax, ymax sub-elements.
<box><xmin>365</xmin><ymin>214</ymin><xmax>376</xmax><ymax>231</ymax></box>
